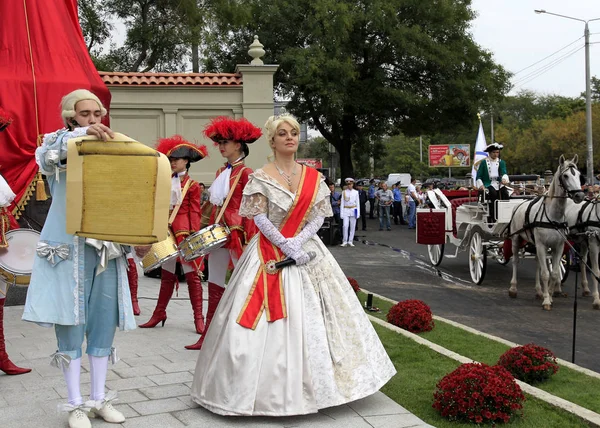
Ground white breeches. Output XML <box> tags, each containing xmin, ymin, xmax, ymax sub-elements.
<box><xmin>162</xmin><ymin>257</ymin><xmax>195</xmax><ymax>274</ymax></box>
<box><xmin>342</xmin><ymin>216</ymin><xmax>357</xmax><ymax>244</ymax></box>
<box><xmin>208</xmin><ymin>247</ymin><xmax>239</xmax><ymax>288</ymax></box>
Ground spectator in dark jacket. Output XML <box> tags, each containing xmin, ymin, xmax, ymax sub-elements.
<box><xmin>356</xmin><ymin>182</ymin><xmax>368</xmax><ymax>230</ymax></box>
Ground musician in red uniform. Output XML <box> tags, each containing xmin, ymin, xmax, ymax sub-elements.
<box><xmin>185</xmin><ymin>117</ymin><xmax>261</xmax><ymax>350</ymax></box>
<box><xmin>139</xmin><ymin>136</ymin><xmax>208</xmax><ymax>336</ymax></box>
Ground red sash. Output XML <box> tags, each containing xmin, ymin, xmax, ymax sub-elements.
<box><xmin>237</xmin><ymin>166</ymin><xmax>320</xmax><ymax>329</ymax></box>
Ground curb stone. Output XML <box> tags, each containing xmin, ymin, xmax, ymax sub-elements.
<box><xmin>363</xmin><ymin>289</ymin><xmax>600</xmax><ymax>427</ymax></box>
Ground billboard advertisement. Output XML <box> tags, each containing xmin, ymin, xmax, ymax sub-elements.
<box><xmin>296</xmin><ymin>158</ymin><xmax>323</xmax><ymax>169</ymax></box>
<box><xmin>429</xmin><ymin>145</ymin><xmax>470</xmax><ymax>167</ymax></box>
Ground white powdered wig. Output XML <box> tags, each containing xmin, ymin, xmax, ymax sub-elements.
<box><xmin>60</xmin><ymin>89</ymin><xmax>107</xmax><ymax>128</ymax></box>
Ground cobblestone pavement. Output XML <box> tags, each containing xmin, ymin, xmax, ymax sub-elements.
<box><xmin>1</xmin><ymin>274</ymin><xmax>433</xmax><ymax>428</ymax></box>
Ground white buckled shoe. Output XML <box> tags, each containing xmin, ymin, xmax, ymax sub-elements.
<box><xmin>90</xmin><ymin>401</ymin><xmax>125</xmax><ymax>423</ymax></box>
<box><xmin>68</xmin><ymin>408</ymin><xmax>91</xmax><ymax>428</ymax></box>
<box><xmin>340</xmin><ymin>242</ymin><xmax>348</xmax><ymax>247</ymax></box>
<box><xmin>348</xmin><ymin>242</ymin><xmax>355</xmax><ymax>247</ymax></box>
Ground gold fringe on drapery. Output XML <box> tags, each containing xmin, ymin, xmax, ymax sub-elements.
<box><xmin>11</xmin><ymin>133</ymin><xmax>46</xmax><ymax>219</ymax></box>
<box><xmin>11</xmin><ymin>176</ymin><xmax>35</xmax><ymax>220</ymax></box>
<box><xmin>0</xmin><ymin>208</ymin><xmax>9</xmax><ymax>248</ymax></box>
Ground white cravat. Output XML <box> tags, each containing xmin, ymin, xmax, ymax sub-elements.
<box><xmin>170</xmin><ymin>170</ymin><xmax>186</xmax><ymax>209</ymax></box>
<box><xmin>209</xmin><ymin>157</ymin><xmax>243</xmax><ymax>206</ymax></box>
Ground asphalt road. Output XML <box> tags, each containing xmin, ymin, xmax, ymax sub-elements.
<box><xmin>330</xmin><ymin>216</ymin><xmax>600</xmax><ymax>373</ymax></box>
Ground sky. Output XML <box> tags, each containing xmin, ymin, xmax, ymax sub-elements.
<box><xmin>106</xmin><ymin>1</ymin><xmax>599</xmax><ymax>99</ymax></box>
<box><xmin>470</xmin><ymin>0</ymin><xmax>600</xmax><ymax>98</ymax></box>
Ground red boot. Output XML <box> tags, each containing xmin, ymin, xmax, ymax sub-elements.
<box><xmin>0</xmin><ymin>298</ymin><xmax>31</xmax><ymax>375</ymax></box>
<box><xmin>127</xmin><ymin>258</ymin><xmax>141</xmax><ymax>315</ymax></box>
<box><xmin>138</xmin><ymin>269</ymin><xmax>176</xmax><ymax>328</ymax></box>
<box><xmin>186</xmin><ymin>271</ymin><xmax>204</xmax><ymax>334</ymax></box>
<box><xmin>185</xmin><ymin>282</ymin><xmax>224</xmax><ymax>350</ymax></box>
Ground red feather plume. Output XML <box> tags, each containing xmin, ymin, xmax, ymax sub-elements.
<box><xmin>156</xmin><ymin>135</ymin><xmax>208</xmax><ymax>162</ymax></box>
<box><xmin>204</xmin><ymin>116</ymin><xmax>262</xmax><ymax>145</ymax></box>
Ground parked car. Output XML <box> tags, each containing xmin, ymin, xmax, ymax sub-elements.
<box><xmin>386</xmin><ymin>173</ymin><xmax>411</xmax><ymax>188</ymax></box>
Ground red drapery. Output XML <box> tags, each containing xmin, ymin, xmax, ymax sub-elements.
<box><xmin>0</xmin><ymin>0</ymin><xmax>111</xmax><ymax>217</ymax></box>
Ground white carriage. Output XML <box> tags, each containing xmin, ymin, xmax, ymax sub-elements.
<box><xmin>417</xmin><ymin>180</ymin><xmax>570</xmax><ymax>285</ymax></box>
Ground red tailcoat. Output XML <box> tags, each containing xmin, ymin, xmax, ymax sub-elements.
<box><xmin>210</xmin><ymin>161</ymin><xmax>258</xmax><ymax>259</ymax></box>
<box><xmin>171</xmin><ymin>175</ymin><xmax>201</xmax><ymax>267</ymax></box>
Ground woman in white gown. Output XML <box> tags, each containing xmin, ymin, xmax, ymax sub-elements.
<box><xmin>190</xmin><ymin>114</ymin><xmax>396</xmax><ymax>416</ymax></box>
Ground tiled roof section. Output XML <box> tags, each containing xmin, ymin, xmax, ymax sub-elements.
<box><xmin>99</xmin><ymin>71</ymin><xmax>242</xmax><ymax>86</ymax></box>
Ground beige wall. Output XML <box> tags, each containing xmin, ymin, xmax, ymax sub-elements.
<box><xmin>106</xmin><ymin>65</ymin><xmax>278</xmax><ymax>185</ymax></box>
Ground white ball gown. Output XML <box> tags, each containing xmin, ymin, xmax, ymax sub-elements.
<box><xmin>190</xmin><ymin>168</ymin><xmax>396</xmax><ymax>416</ymax></box>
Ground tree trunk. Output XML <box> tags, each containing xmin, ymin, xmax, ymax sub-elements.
<box><xmin>336</xmin><ymin>139</ymin><xmax>354</xmax><ymax>183</ymax></box>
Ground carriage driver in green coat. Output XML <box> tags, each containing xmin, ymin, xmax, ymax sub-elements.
<box><xmin>476</xmin><ymin>142</ymin><xmax>509</xmax><ymax>222</ymax></box>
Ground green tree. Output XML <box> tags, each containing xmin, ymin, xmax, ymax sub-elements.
<box><xmin>203</xmin><ymin>0</ymin><xmax>510</xmax><ymax>180</ymax></box>
<box><xmin>298</xmin><ymin>136</ymin><xmax>330</xmax><ymax>163</ymax></box>
<box><xmin>78</xmin><ymin>0</ymin><xmax>112</xmax><ymax>60</ymax></box>
<box><xmin>91</xmin><ymin>0</ymin><xmax>207</xmax><ymax>72</ymax></box>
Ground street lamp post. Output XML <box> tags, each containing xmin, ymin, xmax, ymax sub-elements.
<box><xmin>535</xmin><ymin>9</ymin><xmax>600</xmax><ymax>185</ymax></box>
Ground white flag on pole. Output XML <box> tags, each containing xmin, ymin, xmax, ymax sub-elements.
<box><xmin>471</xmin><ymin>121</ymin><xmax>488</xmax><ymax>186</ymax></box>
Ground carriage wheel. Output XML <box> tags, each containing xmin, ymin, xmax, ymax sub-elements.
<box><xmin>428</xmin><ymin>244</ymin><xmax>444</xmax><ymax>266</ymax></box>
<box><xmin>560</xmin><ymin>252</ymin><xmax>570</xmax><ymax>283</ymax></box>
<box><xmin>547</xmin><ymin>253</ymin><xmax>570</xmax><ymax>284</ymax></box>
<box><xmin>469</xmin><ymin>231</ymin><xmax>487</xmax><ymax>285</ymax></box>
<box><xmin>494</xmin><ymin>245</ymin><xmax>510</xmax><ymax>265</ymax></box>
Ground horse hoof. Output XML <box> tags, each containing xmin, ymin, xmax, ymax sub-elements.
<box><xmin>553</xmin><ymin>292</ymin><xmax>568</xmax><ymax>298</ymax></box>
<box><xmin>593</xmin><ymin>303</ymin><xmax>600</xmax><ymax>310</ymax></box>
<box><xmin>543</xmin><ymin>304</ymin><xmax>552</xmax><ymax>311</ymax></box>
<box><xmin>508</xmin><ymin>290</ymin><xmax>517</xmax><ymax>299</ymax></box>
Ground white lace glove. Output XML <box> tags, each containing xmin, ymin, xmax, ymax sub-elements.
<box><xmin>254</xmin><ymin>213</ymin><xmax>287</xmax><ymax>250</ymax></box>
<box><xmin>254</xmin><ymin>214</ymin><xmax>311</xmax><ymax>265</ymax></box>
<box><xmin>288</xmin><ymin>216</ymin><xmax>324</xmax><ymax>248</ymax></box>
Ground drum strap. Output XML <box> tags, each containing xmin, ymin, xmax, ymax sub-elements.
<box><xmin>168</xmin><ymin>179</ymin><xmax>193</xmax><ymax>227</ymax></box>
<box><xmin>214</xmin><ymin>167</ymin><xmax>247</xmax><ymax>225</ymax></box>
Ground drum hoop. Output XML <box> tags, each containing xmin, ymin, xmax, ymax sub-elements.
<box><xmin>0</xmin><ymin>229</ymin><xmax>40</xmax><ymax>275</ymax></box>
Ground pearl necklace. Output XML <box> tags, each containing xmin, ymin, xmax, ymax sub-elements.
<box><xmin>274</xmin><ymin>162</ymin><xmax>297</xmax><ymax>187</ymax></box>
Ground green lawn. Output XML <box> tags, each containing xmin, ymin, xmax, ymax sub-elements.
<box><xmin>358</xmin><ymin>291</ymin><xmax>600</xmax><ymax>415</ymax></box>
<box><xmin>373</xmin><ymin>323</ymin><xmax>588</xmax><ymax>427</ymax></box>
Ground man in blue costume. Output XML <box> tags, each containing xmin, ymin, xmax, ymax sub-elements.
<box><xmin>22</xmin><ymin>89</ymin><xmax>137</xmax><ymax>428</ymax></box>
<box><xmin>476</xmin><ymin>142</ymin><xmax>509</xmax><ymax>222</ymax></box>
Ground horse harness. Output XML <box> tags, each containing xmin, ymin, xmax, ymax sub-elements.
<box><xmin>570</xmin><ymin>199</ymin><xmax>600</xmax><ymax>238</ymax></box>
<box><xmin>507</xmin><ymin>195</ymin><xmax>568</xmax><ymax>243</ymax></box>
<box><xmin>507</xmin><ymin>161</ymin><xmax>580</xmax><ymax>242</ymax></box>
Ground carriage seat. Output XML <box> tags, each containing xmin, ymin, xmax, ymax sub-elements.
<box><xmin>450</xmin><ymin>197</ymin><xmax>479</xmax><ymax>237</ymax></box>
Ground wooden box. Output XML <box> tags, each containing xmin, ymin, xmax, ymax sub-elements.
<box><xmin>416</xmin><ymin>209</ymin><xmax>447</xmax><ymax>245</ymax></box>
<box><xmin>66</xmin><ymin>133</ymin><xmax>170</xmax><ymax>245</ymax></box>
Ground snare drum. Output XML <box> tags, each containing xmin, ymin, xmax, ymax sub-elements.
<box><xmin>0</xmin><ymin>229</ymin><xmax>40</xmax><ymax>291</ymax></box>
<box><xmin>178</xmin><ymin>224</ymin><xmax>230</xmax><ymax>262</ymax></box>
<box><xmin>140</xmin><ymin>229</ymin><xmax>179</xmax><ymax>273</ymax></box>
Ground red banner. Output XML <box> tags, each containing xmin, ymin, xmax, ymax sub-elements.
<box><xmin>297</xmin><ymin>158</ymin><xmax>322</xmax><ymax>169</ymax></box>
<box><xmin>0</xmin><ymin>0</ymin><xmax>111</xmax><ymax>218</ymax></box>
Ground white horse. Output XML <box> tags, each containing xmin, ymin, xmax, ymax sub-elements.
<box><xmin>565</xmin><ymin>198</ymin><xmax>600</xmax><ymax>309</ymax></box>
<box><xmin>508</xmin><ymin>155</ymin><xmax>585</xmax><ymax>310</ymax></box>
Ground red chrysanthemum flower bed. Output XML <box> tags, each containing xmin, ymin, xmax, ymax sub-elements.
<box><xmin>386</xmin><ymin>299</ymin><xmax>434</xmax><ymax>333</ymax></box>
<box><xmin>433</xmin><ymin>363</ymin><xmax>525</xmax><ymax>424</ymax></box>
<box><xmin>497</xmin><ymin>343</ymin><xmax>559</xmax><ymax>384</ymax></box>
<box><xmin>347</xmin><ymin>277</ymin><xmax>360</xmax><ymax>293</ymax></box>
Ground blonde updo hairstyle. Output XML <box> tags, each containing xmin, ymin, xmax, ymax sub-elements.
<box><xmin>60</xmin><ymin>89</ymin><xmax>107</xmax><ymax>128</ymax></box>
<box><xmin>264</xmin><ymin>114</ymin><xmax>301</xmax><ymax>156</ymax></box>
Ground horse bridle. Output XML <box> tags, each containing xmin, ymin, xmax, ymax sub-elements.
<box><xmin>557</xmin><ymin>163</ymin><xmax>583</xmax><ymax>199</ymax></box>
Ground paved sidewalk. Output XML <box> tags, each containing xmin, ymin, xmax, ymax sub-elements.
<box><xmin>0</xmin><ymin>274</ymin><xmax>433</xmax><ymax>428</ymax></box>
